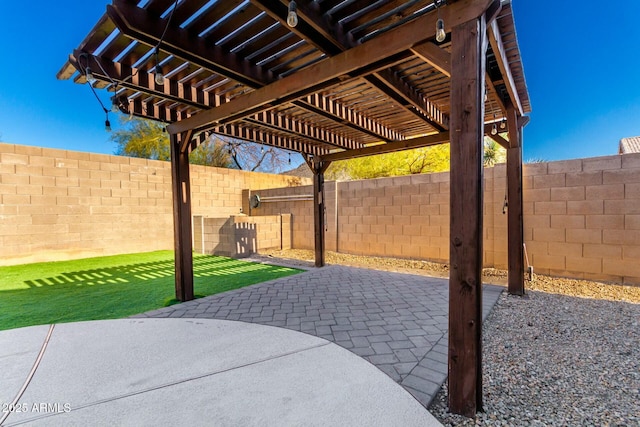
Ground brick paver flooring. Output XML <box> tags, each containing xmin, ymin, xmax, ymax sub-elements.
<box><xmin>134</xmin><ymin>265</ymin><xmax>502</xmax><ymax>407</ymax></box>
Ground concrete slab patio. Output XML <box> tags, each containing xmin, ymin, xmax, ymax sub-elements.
<box><xmin>136</xmin><ymin>265</ymin><xmax>502</xmax><ymax>407</ymax></box>
<box><xmin>0</xmin><ymin>318</ymin><xmax>440</xmax><ymax>427</ymax></box>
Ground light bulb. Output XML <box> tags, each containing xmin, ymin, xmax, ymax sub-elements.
<box><xmin>105</xmin><ymin>118</ymin><xmax>112</xmax><ymax>132</ymax></box>
<box><xmin>500</xmin><ymin>119</ymin><xmax>507</xmax><ymax>129</ymax></box>
<box><xmin>155</xmin><ymin>65</ymin><xmax>165</xmax><ymax>86</ymax></box>
<box><xmin>491</xmin><ymin>123</ymin><xmax>498</xmax><ymax>135</ymax></box>
<box><xmin>287</xmin><ymin>1</ymin><xmax>298</xmax><ymax>27</ymax></box>
<box><xmin>86</xmin><ymin>67</ymin><xmax>97</xmax><ymax>84</ymax></box>
<box><xmin>435</xmin><ymin>18</ymin><xmax>446</xmax><ymax>43</ymax></box>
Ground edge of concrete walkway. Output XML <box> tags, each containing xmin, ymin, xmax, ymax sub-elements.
<box><xmin>0</xmin><ymin>318</ymin><xmax>442</xmax><ymax>427</ymax></box>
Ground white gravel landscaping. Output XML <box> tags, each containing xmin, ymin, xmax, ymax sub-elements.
<box><xmin>429</xmin><ymin>291</ymin><xmax>640</xmax><ymax>426</ymax></box>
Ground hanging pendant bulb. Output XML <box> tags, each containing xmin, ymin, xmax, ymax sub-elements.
<box><xmin>261</xmin><ymin>145</ymin><xmax>265</xmax><ymax>154</ymax></box>
<box><xmin>435</xmin><ymin>18</ymin><xmax>446</xmax><ymax>43</ymax></box>
<box><xmin>500</xmin><ymin>118</ymin><xmax>507</xmax><ymax>130</ymax></box>
<box><xmin>154</xmin><ymin>64</ymin><xmax>165</xmax><ymax>86</ymax></box>
<box><xmin>287</xmin><ymin>1</ymin><xmax>298</xmax><ymax>27</ymax></box>
<box><xmin>105</xmin><ymin>113</ymin><xmax>112</xmax><ymax>132</ymax></box>
<box><xmin>288</xmin><ymin>153</ymin><xmax>292</xmax><ymax>164</ymax></box>
<box><xmin>86</xmin><ymin>67</ymin><xmax>97</xmax><ymax>85</ymax></box>
<box><xmin>491</xmin><ymin>123</ymin><xmax>498</xmax><ymax>135</ymax></box>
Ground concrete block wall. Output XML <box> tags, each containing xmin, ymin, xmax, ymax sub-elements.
<box><xmin>252</xmin><ymin>171</ymin><xmax>502</xmax><ymax>265</ymax></box>
<box><xmin>249</xmin><ymin>152</ymin><xmax>640</xmax><ymax>285</ymax></box>
<box><xmin>248</xmin><ymin>185</ymin><xmax>319</xmax><ymax>250</ymax></box>
<box><xmin>336</xmin><ymin>173</ymin><xmax>455</xmax><ymax>261</ymax></box>
<box><xmin>522</xmin><ymin>153</ymin><xmax>640</xmax><ymax>284</ymax></box>
<box><xmin>0</xmin><ymin>143</ymin><xmax>309</xmax><ymax>266</ymax></box>
<box><xmin>193</xmin><ymin>215</ymin><xmax>291</xmax><ymax>258</ymax></box>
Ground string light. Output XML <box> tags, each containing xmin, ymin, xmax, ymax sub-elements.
<box><xmin>491</xmin><ymin>113</ymin><xmax>498</xmax><ymax>135</ymax></box>
<box><xmin>500</xmin><ymin>118</ymin><xmax>507</xmax><ymax>130</ymax></box>
<box><xmin>287</xmin><ymin>1</ymin><xmax>298</xmax><ymax>27</ymax></box>
<box><xmin>85</xmin><ymin>67</ymin><xmax>97</xmax><ymax>84</ymax></box>
<box><xmin>154</xmin><ymin>50</ymin><xmax>165</xmax><ymax>86</ymax></box>
<box><xmin>153</xmin><ymin>0</ymin><xmax>179</xmax><ymax>86</ymax></box>
<box><xmin>105</xmin><ymin>112</ymin><xmax>111</xmax><ymax>132</ymax></box>
<box><xmin>288</xmin><ymin>153</ymin><xmax>292</xmax><ymax>164</ymax></box>
<box><xmin>435</xmin><ymin>0</ymin><xmax>446</xmax><ymax>43</ymax></box>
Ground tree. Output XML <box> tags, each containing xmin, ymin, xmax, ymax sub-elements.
<box><xmin>189</xmin><ymin>138</ymin><xmax>233</xmax><ymax>168</ymax></box>
<box><xmin>112</xmin><ymin>117</ymin><xmax>170</xmax><ymax>161</ymax></box>
<box><xmin>111</xmin><ymin>116</ymin><xmax>291</xmax><ymax>171</ymax></box>
<box><xmin>225</xmin><ymin>139</ymin><xmax>292</xmax><ymax>172</ymax></box>
<box><xmin>326</xmin><ymin>144</ymin><xmax>450</xmax><ymax>180</ymax></box>
<box><xmin>483</xmin><ymin>137</ymin><xmax>506</xmax><ymax>167</ymax></box>
<box><xmin>325</xmin><ymin>137</ymin><xmax>510</xmax><ymax>181</ymax></box>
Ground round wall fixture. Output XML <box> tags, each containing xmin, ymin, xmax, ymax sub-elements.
<box><xmin>250</xmin><ymin>194</ymin><xmax>261</xmax><ymax>209</ymax></box>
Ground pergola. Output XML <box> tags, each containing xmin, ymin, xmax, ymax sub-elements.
<box><xmin>59</xmin><ymin>0</ymin><xmax>530</xmax><ymax>416</ymax></box>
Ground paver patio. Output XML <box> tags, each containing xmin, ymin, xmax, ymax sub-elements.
<box><xmin>134</xmin><ymin>264</ymin><xmax>502</xmax><ymax>406</ymax></box>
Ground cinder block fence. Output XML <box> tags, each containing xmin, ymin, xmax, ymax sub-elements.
<box><xmin>0</xmin><ymin>143</ymin><xmax>307</xmax><ymax>265</ymax></box>
<box><xmin>2</xmin><ymin>142</ymin><xmax>639</xmax><ymax>285</ymax></box>
<box><xmin>249</xmin><ymin>153</ymin><xmax>640</xmax><ymax>285</ymax></box>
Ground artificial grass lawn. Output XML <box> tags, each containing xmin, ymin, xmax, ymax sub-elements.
<box><xmin>0</xmin><ymin>251</ymin><xmax>301</xmax><ymax>331</ymax></box>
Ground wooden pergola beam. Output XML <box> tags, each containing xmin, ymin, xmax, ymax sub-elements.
<box><xmin>108</xmin><ymin>0</ymin><xmax>272</xmax><ymax>88</ymax></box>
<box><xmin>168</xmin><ymin>0</ymin><xmax>493</xmax><ymax>135</ymax></box>
<box><xmin>410</xmin><ymin>42</ymin><xmax>452</xmax><ymax>78</ymax></box>
<box><xmin>109</xmin><ymin>0</ymin><xmax>395</xmax><ymax>145</ymax></box>
<box><xmin>170</xmin><ymin>130</ymin><xmax>194</xmax><ymax>302</ymax></box>
<box><xmin>222</xmin><ymin>121</ymin><xmax>329</xmax><ymax>156</ymax></box>
<box><xmin>411</xmin><ymin>37</ymin><xmax>508</xmax><ymax>122</ymax></box>
<box><xmin>488</xmin><ymin>19</ymin><xmax>524</xmax><ymax>116</ymax></box>
<box><xmin>321</xmin><ymin>132</ymin><xmax>449</xmax><ymax>162</ymax></box>
<box><xmin>506</xmin><ymin>103</ymin><xmax>525</xmax><ymax>296</ymax></box>
<box><xmin>301</xmin><ymin>94</ymin><xmax>406</xmax><ymax>142</ymax></box>
<box><xmin>273</xmin><ymin>0</ymin><xmax>450</xmax><ymax>131</ymax></box>
<box><xmin>68</xmin><ymin>53</ymin><xmax>353</xmax><ymax>155</ymax></box>
<box><xmin>304</xmin><ymin>157</ymin><xmax>332</xmax><ymax>268</ymax></box>
<box><xmin>370</xmin><ymin>70</ymin><xmax>448</xmax><ymax>131</ymax></box>
<box><xmin>322</xmin><ymin>124</ymin><xmax>498</xmax><ymax>162</ymax></box>
<box><xmin>448</xmin><ymin>13</ymin><xmax>487</xmax><ymax>417</ymax></box>
<box><xmin>488</xmin><ymin>133</ymin><xmax>510</xmax><ymax>149</ymax></box>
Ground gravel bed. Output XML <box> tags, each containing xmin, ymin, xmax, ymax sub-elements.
<box><xmin>259</xmin><ymin>249</ymin><xmax>640</xmax><ymax>425</ymax></box>
<box><xmin>429</xmin><ymin>291</ymin><xmax>639</xmax><ymax>426</ymax></box>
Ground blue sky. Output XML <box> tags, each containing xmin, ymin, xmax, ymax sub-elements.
<box><xmin>1</xmin><ymin>1</ymin><xmax>639</xmax><ymax>162</ymax></box>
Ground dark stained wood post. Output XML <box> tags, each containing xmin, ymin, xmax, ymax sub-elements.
<box><xmin>506</xmin><ymin>105</ymin><xmax>525</xmax><ymax>295</ymax></box>
<box><xmin>448</xmin><ymin>15</ymin><xmax>487</xmax><ymax>417</ymax></box>
<box><xmin>169</xmin><ymin>131</ymin><xmax>195</xmax><ymax>301</ymax></box>
<box><xmin>309</xmin><ymin>158</ymin><xmax>331</xmax><ymax>268</ymax></box>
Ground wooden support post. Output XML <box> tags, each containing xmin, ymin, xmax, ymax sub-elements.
<box><xmin>506</xmin><ymin>106</ymin><xmax>525</xmax><ymax>295</ymax></box>
<box><xmin>170</xmin><ymin>131</ymin><xmax>194</xmax><ymax>302</ymax></box>
<box><xmin>308</xmin><ymin>158</ymin><xmax>331</xmax><ymax>268</ymax></box>
<box><xmin>448</xmin><ymin>15</ymin><xmax>487</xmax><ymax>417</ymax></box>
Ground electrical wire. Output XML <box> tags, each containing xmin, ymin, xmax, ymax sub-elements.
<box><xmin>159</xmin><ymin>0</ymin><xmax>180</xmax><ymax>49</ymax></box>
<box><xmin>76</xmin><ymin>0</ymin><xmax>180</xmax><ymax>126</ymax></box>
<box><xmin>155</xmin><ymin>0</ymin><xmax>180</xmax><ymax>69</ymax></box>
<box><xmin>88</xmin><ymin>81</ymin><xmax>109</xmax><ymax>114</ymax></box>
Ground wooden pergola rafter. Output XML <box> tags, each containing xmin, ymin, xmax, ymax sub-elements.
<box><xmin>59</xmin><ymin>0</ymin><xmax>531</xmax><ymax>417</ymax></box>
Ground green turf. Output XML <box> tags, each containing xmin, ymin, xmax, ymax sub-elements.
<box><xmin>0</xmin><ymin>251</ymin><xmax>301</xmax><ymax>331</ymax></box>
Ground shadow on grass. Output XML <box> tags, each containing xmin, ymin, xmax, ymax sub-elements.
<box><xmin>0</xmin><ymin>255</ymin><xmax>300</xmax><ymax>331</ymax></box>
